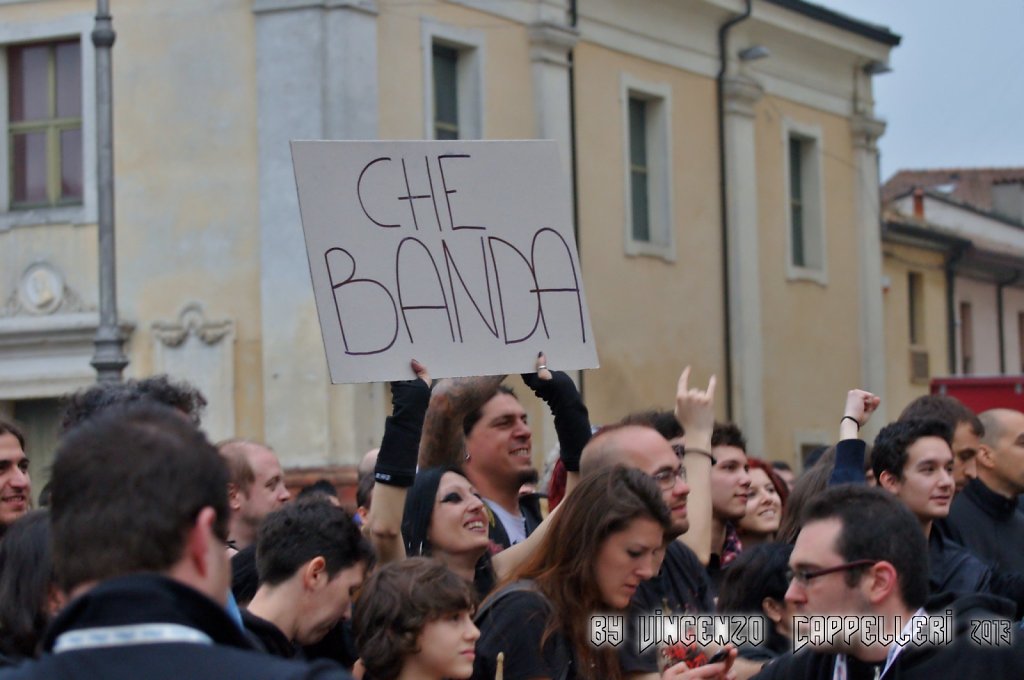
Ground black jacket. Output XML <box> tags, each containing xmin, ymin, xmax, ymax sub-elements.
<box><xmin>929</xmin><ymin>529</ymin><xmax>1024</xmax><ymax>619</ymax></box>
<box><xmin>752</xmin><ymin>593</ymin><xmax>1024</xmax><ymax>680</ymax></box>
<box><xmin>939</xmin><ymin>478</ymin><xmax>1024</xmax><ymax>573</ymax></box>
<box><xmin>0</xmin><ymin>574</ymin><xmax>349</xmax><ymax>680</ymax></box>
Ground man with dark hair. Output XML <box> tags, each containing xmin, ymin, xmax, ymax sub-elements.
<box><xmin>872</xmin><ymin>418</ymin><xmax>956</xmax><ymax>538</ymax></box>
<box><xmin>872</xmin><ymin>419</ymin><xmax>1024</xmax><ymax>617</ymax></box>
<box><xmin>460</xmin><ymin>384</ymin><xmax>540</xmax><ymax>546</ymax></box>
<box><xmin>0</xmin><ymin>418</ymin><xmax>30</xmax><ymax>536</ymax></box>
<box><xmin>59</xmin><ymin>374</ymin><xmax>207</xmax><ymax>433</ymax></box>
<box><xmin>243</xmin><ymin>498</ymin><xmax>372</xmax><ymax>657</ymax></box>
<box><xmin>755</xmin><ymin>485</ymin><xmax>1024</xmax><ymax>679</ymax></box>
<box><xmin>297</xmin><ymin>479</ymin><xmax>341</xmax><ymax>505</ymax></box>
<box><xmin>219</xmin><ymin>439</ymin><xmax>292</xmax><ymax>551</ymax></box>
<box><xmin>1</xmin><ymin>403</ymin><xmax>348</xmax><ymax>679</ymax></box>
<box><xmin>709</xmin><ymin>421</ymin><xmax>751</xmax><ymax>584</ymax></box>
<box><xmin>941</xmin><ymin>408</ymin><xmax>1024</xmax><ymax>573</ymax></box>
<box><xmin>899</xmin><ymin>394</ymin><xmax>982</xmax><ymax>492</ymax></box>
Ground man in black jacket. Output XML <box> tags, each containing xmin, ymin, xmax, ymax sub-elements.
<box><xmin>941</xmin><ymin>408</ymin><xmax>1024</xmax><ymax>573</ymax></box>
<box><xmin>243</xmin><ymin>497</ymin><xmax>371</xmax><ymax>657</ymax></box>
<box><xmin>754</xmin><ymin>486</ymin><xmax>1024</xmax><ymax>680</ymax></box>
<box><xmin>0</xmin><ymin>403</ymin><xmax>349</xmax><ymax>680</ymax></box>
<box><xmin>871</xmin><ymin>419</ymin><xmax>1024</xmax><ymax>618</ymax></box>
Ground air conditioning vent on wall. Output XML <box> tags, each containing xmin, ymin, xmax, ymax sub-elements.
<box><xmin>910</xmin><ymin>348</ymin><xmax>930</xmax><ymax>384</ymax></box>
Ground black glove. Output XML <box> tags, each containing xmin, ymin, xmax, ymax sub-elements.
<box><xmin>520</xmin><ymin>370</ymin><xmax>591</xmax><ymax>472</ymax></box>
<box><xmin>374</xmin><ymin>378</ymin><xmax>431</xmax><ymax>487</ymax></box>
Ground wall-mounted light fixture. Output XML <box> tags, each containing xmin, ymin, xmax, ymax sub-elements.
<box><xmin>738</xmin><ymin>45</ymin><xmax>770</xmax><ymax>62</ymax></box>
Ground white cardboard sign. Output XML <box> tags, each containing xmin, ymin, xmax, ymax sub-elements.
<box><xmin>291</xmin><ymin>140</ymin><xmax>598</xmax><ymax>383</ymax></box>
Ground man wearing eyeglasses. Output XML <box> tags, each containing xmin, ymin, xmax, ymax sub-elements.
<box><xmin>753</xmin><ymin>485</ymin><xmax>1024</xmax><ymax>680</ymax></box>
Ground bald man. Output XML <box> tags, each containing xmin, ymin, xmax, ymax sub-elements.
<box><xmin>940</xmin><ymin>408</ymin><xmax>1024</xmax><ymax>572</ymax></box>
<box><xmin>219</xmin><ymin>439</ymin><xmax>292</xmax><ymax>551</ymax></box>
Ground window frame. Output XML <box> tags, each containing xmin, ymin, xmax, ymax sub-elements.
<box><xmin>621</xmin><ymin>74</ymin><xmax>674</xmax><ymax>261</ymax></box>
<box><xmin>8</xmin><ymin>39</ymin><xmax>84</xmax><ymax>210</ymax></box>
<box><xmin>0</xmin><ymin>14</ymin><xmax>96</xmax><ymax>231</ymax></box>
<box><xmin>421</xmin><ymin>20</ymin><xmax>484</xmax><ymax>141</ymax></box>
<box><xmin>782</xmin><ymin>118</ymin><xmax>827</xmax><ymax>284</ymax></box>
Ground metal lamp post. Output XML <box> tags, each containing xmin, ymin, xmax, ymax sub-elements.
<box><xmin>89</xmin><ymin>0</ymin><xmax>128</xmax><ymax>382</ymax></box>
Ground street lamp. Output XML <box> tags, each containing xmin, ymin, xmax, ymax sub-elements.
<box><xmin>89</xmin><ymin>0</ymin><xmax>128</xmax><ymax>382</ymax></box>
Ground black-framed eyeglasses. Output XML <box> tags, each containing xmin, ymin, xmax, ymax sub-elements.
<box><xmin>786</xmin><ymin>560</ymin><xmax>878</xmax><ymax>585</ymax></box>
<box><xmin>651</xmin><ymin>465</ymin><xmax>687</xmax><ymax>490</ymax></box>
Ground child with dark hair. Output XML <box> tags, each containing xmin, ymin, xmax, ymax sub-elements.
<box><xmin>353</xmin><ymin>558</ymin><xmax>478</xmax><ymax>680</ymax></box>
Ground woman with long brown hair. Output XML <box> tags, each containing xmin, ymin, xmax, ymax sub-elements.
<box><xmin>471</xmin><ymin>465</ymin><xmax>733</xmax><ymax>680</ymax></box>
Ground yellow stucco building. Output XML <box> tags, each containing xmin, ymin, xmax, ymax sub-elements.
<box><xmin>0</xmin><ymin>0</ymin><xmax>900</xmax><ymax>491</ymax></box>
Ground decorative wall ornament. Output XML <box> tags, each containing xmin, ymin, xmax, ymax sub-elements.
<box><xmin>152</xmin><ymin>302</ymin><xmax>233</xmax><ymax>347</ymax></box>
<box><xmin>1</xmin><ymin>262</ymin><xmax>90</xmax><ymax>317</ymax></box>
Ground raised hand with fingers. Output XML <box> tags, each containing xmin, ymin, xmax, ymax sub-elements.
<box><xmin>675</xmin><ymin>366</ymin><xmax>717</xmax><ymax>439</ymax></box>
<box><xmin>375</xmin><ymin>359</ymin><xmax>433</xmax><ymax>488</ymax></box>
<box><xmin>520</xmin><ymin>352</ymin><xmax>590</xmax><ymax>472</ymax></box>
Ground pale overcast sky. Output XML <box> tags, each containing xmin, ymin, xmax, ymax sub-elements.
<box><xmin>817</xmin><ymin>0</ymin><xmax>1024</xmax><ymax>181</ymax></box>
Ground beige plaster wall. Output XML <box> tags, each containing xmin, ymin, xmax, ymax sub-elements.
<box><xmin>572</xmin><ymin>41</ymin><xmax>726</xmax><ymax>426</ymax></box>
<box><xmin>754</xmin><ymin>95</ymin><xmax>862</xmax><ymax>464</ymax></box>
<box><xmin>113</xmin><ymin>0</ymin><xmax>263</xmax><ymax>437</ymax></box>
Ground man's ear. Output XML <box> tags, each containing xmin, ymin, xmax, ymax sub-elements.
<box><xmin>976</xmin><ymin>444</ymin><xmax>998</xmax><ymax>471</ymax></box>
<box><xmin>227</xmin><ymin>483</ymin><xmax>243</xmax><ymax>511</ymax></box>
<box><xmin>301</xmin><ymin>556</ymin><xmax>329</xmax><ymax>592</ymax></box>
<box><xmin>878</xmin><ymin>470</ymin><xmax>901</xmax><ymax>494</ymax></box>
<box><xmin>186</xmin><ymin>506</ymin><xmax>221</xmax><ymax>577</ymax></box>
<box><xmin>46</xmin><ymin>584</ymin><xmax>67</xmax><ymax>618</ymax></box>
<box><xmin>863</xmin><ymin>561</ymin><xmax>899</xmax><ymax>605</ymax></box>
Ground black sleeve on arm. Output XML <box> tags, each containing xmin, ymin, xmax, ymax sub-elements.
<box><xmin>828</xmin><ymin>439</ymin><xmax>866</xmax><ymax>487</ymax></box>
<box><xmin>374</xmin><ymin>379</ymin><xmax>431</xmax><ymax>488</ymax></box>
<box><xmin>520</xmin><ymin>370</ymin><xmax>590</xmax><ymax>472</ymax></box>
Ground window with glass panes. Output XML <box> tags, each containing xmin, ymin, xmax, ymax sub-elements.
<box><xmin>432</xmin><ymin>44</ymin><xmax>459</xmax><ymax>140</ymax></box>
<box><xmin>789</xmin><ymin>136</ymin><xmax>805</xmax><ymax>268</ymax></box>
<box><xmin>628</xmin><ymin>97</ymin><xmax>650</xmax><ymax>243</ymax></box>
<box><xmin>7</xmin><ymin>39</ymin><xmax>83</xmax><ymax>209</ymax></box>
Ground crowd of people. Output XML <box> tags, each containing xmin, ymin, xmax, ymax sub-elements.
<box><xmin>1</xmin><ymin>359</ymin><xmax>1023</xmax><ymax>679</ymax></box>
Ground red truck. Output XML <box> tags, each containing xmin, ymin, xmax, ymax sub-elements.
<box><xmin>931</xmin><ymin>376</ymin><xmax>1024</xmax><ymax>413</ymax></box>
